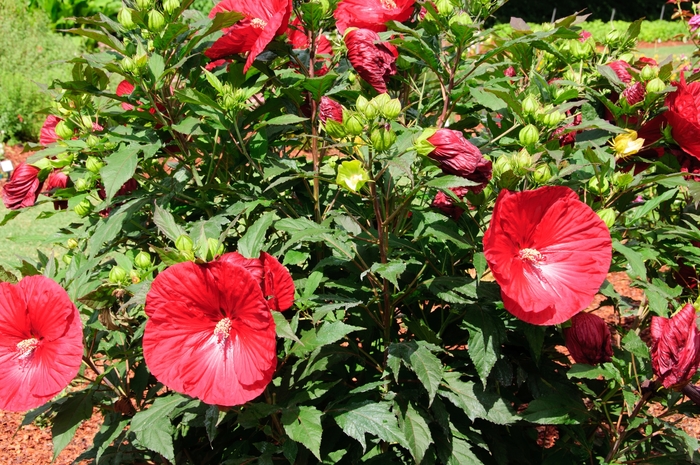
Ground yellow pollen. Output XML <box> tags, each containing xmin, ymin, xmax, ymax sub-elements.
<box><xmin>214</xmin><ymin>318</ymin><xmax>232</xmax><ymax>343</ymax></box>
<box><xmin>16</xmin><ymin>338</ymin><xmax>39</xmax><ymax>359</ymax></box>
<box><xmin>519</xmin><ymin>248</ymin><xmax>544</xmax><ymax>264</ymax></box>
<box><xmin>251</xmin><ymin>18</ymin><xmax>267</xmax><ymax>29</ymax></box>
<box><xmin>381</xmin><ymin>0</ymin><xmax>397</xmax><ymax>9</ymax></box>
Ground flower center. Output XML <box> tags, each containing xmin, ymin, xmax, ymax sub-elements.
<box><xmin>16</xmin><ymin>337</ymin><xmax>39</xmax><ymax>360</ymax></box>
<box><xmin>381</xmin><ymin>0</ymin><xmax>397</xmax><ymax>9</ymax></box>
<box><xmin>251</xmin><ymin>18</ymin><xmax>267</xmax><ymax>29</ymax></box>
<box><xmin>214</xmin><ymin>318</ymin><xmax>232</xmax><ymax>344</ymax></box>
<box><xmin>519</xmin><ymin>248</ymin><xmax>545</xmax><ymax>265</ymax></box>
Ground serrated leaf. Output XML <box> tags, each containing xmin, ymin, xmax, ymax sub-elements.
<box><xmin>204</xmin><ymin>404</ymin><xmax>225</xmax><ymax>445</ymax></box>
<box><xmin>238</xmin><ymin>212</ymin><xmax>276</xmax><ymax>258</ymax></box>
<box><xmin>427</xmin><ymin>276</ymin><xmax>477</xmax><ymax>304</ymax></box>
<box><xmin>52</xmin><ymin>390</ymin><xmax>94</xmax><ymax>460</ymax></box>
<box><xmin>257</xmin><ymin>114</ymin><xmax>309</xmax><ymax>128</ymax></box>
<box><xmin>202</xmin><ymin>68</ymin><xmax>224</xmax><ymax>93</ymax></box>
<box><xmin>622</xmin><ymin>330</ymin><xmax>650</xmax><ymax>360</ymax></box>
<box><xmin>628</xmin><ymin>188</ymin><xmax>678</xmax><ymax>222</ymax></box>
<box><xmin>426</xmin><ymin>176</ymin><xmax>479</xmax><ymax>189</ymax></box>
<box><xmin>153</xmin><ymin>204</ymin><xmax>186</xmax><ymax>243</ymax></box>
<box><xmin>282</xmin><ymin>406</ymin><xmax>323</xmax><ymax>461</ymax></box>
<box><xmin>0</xmin><ymin>209</ymin><xmax>21</xmax><ymax>226</ymax></box>
<box><xmin>520</xmin><ymin>395</ymin><xmax>583</xmax><ymax>425</ymax></box>
<box><xmin>334</xmin><ymin>401</ymin><xmax>407</xmax><ymax>451</ymax></box>
<box><xmin>99</xmin><ymin>144</ymin><xmax>140</xmax><ymax>202</ymax></box>
<box><xmin>440</xmin><ymin>372</ymin><xmax>487</xmax><ymax>421</ymax></box>
<box><xmin>462</xmin><ymin>307</ymin><xmax>505</xmax><ymax>385</ymax></box>
<box><xmin>148</xmin><ymin>53</ymin><xmax>165</xmax><ymax>82</ymax></box>
<box><xmin>292</xmin><ymin>321</ymin><xmax>364</xmax><ymax>355</ymax></box>
<box><xmin>272</xmin><ymin>310</ymin><xmax>301</xmax><ymax>343</ymax></box>
<box><xmin>613</xmin><ymin>241</ymin><xmax>647</xmax><ymax>281</ymax></box>
<box><xmin>130</xmin><ymin>395</ymin><xmax>187</xmax><ymax>463</ymax></box>
<box><xmin>371</xmin><ymin>260</ymin><xmax>407</xmax><ymax>288</ymax></box>
<box><xmin>409</xmin><ymin>346</ymin><xmax>442</xmax><ymax>405</ymax></box>
<box><xmin>401</xmin><ymin>403</ymin><xmax>432</xmax><ymax>463</ymax></box>
<box><xmin>567</xmin><ymin>363</ymin><xmax>621</xmax><ymax>382</ymax></box>
<box><xmin>94</xmin><ymin>416</ymin><xmax>130</xmax><ymax>464</ymax></box>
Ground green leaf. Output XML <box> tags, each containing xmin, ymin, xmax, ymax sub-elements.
<box><xmin>52</xmin><ymin>390</ymin><xmax>94</xmax><ymax>460</ymax></box>
<box><xmin>204</xmin><ymin>404</ymin><xmax>225</xmax><ymax>445</ymax></box>
<box><xmin>462</xmin><ymin>307</ymin><xmax>505</xmax><ymax>385</ymax></box>
<box><xmin>0</xmin><ymin>265</ymin><xmax>18</xmax><ymax>283</ymax></box>
<box><xmin>334</xmin><ymin>401</ymin><xmax>407</xmax><ymax>451</ymax></box>
<box><xmin>94</xmin><ymin>416</ymin><xmax>130</xmax><ymax>464</ymax></box>
<box><xmin>282</xmin><ymin>406</ymin><xmax>323</xmax><ymax>461</ymax></box>
<box><xmin>301</xmin><ymin>73</ymin><xmax>338</xmax><ymax>101</ymax></box>
<box><xmin>426</xmin><ymin>276</ymin><xmax>477</xmax><ymax>304</ymax></box>
<box><xmin>291</xmin><ymin>321</ymin><xmax>364</xmax><ymax>355</ymax></box>
<box><xmin>172</xmin><ymin>117</ymin><xmax>204</xmax><ymax>136</ymax></box>
<box><xmin>440</xmin><ymin>372</ymin><xmax>487</xmax><ymax>421</ymax></box>
<box><xmin>0</xmin><ymin>209</ymin><xmax>21</xmax><ymax>227</ymax></box>
<box><xmin>99</xmin><ymin>144</ymin><xmax>140</xmax><ymax>202</ymax></box>
<box><xmin>153</xmin><ymin>204</ymin><xmax>187</xmax><ymax>243</ymax></box>
<box><xmin>628</xmin><ymin>188</ymin><xmax>679</xmax><ymax>222</ymax></box>
<box><xmin>148</xmin><ymin>53</ymin><xmax>165</xmax><ymax>83</ymax></box>
<box><xmin>567</xmin><ymin>363</ymin><xmax>621</xmax><ymax>383</ymax></box>
<box><xmin>130</xmin><ymin>395</ymin><xmax>187</xmax><ymax>463</ymax></box>
<box><xmin>272</xmin><ymin>310</ymin><xmax>301</xmax><ymax>343</ymax></box>
<box><xmin>238</xmin><ymin>212</ymin><xmax>277</xmax><ymax>258</ymax></box>
<box><xmin>202</xmin><ymin>68</ymin><xmax>224</xmax><ymax>94</ymax></box>
<box><xmin>400</xmin><ymin>403</ymin><xmax>433</xmax><ymax>463</ymax></box>
<box><xmin>256</xmin><ymin>114</ymin><xmax>309</xmax><ymax>128</ymax></box>
<box><xmin>410</xmin><ymin>346</ymin><xmax>443</xmax><ymax>405</ymax></box>
<box><xmin>613</xmin><ymin>240</ymin><xmax>647</xmax><ymax>281</ymax></box>
<box><xmin>520</xmin><ymin>395</ymin><xmax>583</xmax><ymax>425</ymax></box>
<box><xmin>371</xmin><ymin>260</ymin><xmax>407</xmax><ymax>288</ymax></box>
<box><xmin>622</xmin><ymin>330</ymin><xmax>650</xmax><ymax>360</ymax></box>
<box><xmin>426</xmin><ymin>175</ymin><xmax>479</xmax><ymax>189</ymax></box>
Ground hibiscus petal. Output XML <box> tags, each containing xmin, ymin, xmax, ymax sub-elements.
<box><xmin>243</xmin><ymin>8</ymin><xmax>287</xmax><ymax>73</ymax></box>
<box><xmin>145</xmin><ymin>261</ymin><xmax>221</xmax><ymax>318</ymax></box>
<box><xmin>261</xmin><ymin>252</ymin><xmax>295</xmax><ymax>311</ymax></box>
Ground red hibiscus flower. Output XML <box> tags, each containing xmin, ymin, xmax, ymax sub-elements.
<box><xmin>288</xmin><ymin>17</ymin><xmax>333</xmax><ymax>76</ymax></box>
<box><xmin>143</xmin><ymin>259</ymin><xmax>278</xmax><ymax>406</ymax></box>
<box><xmin>651</xmin><ymin>303</ymin><xmax>700</xmax><ymax>390</ymax></box>
<box><xmin>43</xmin><ymin>170</ymin><xmax>69</xmax><ymax>210</ymax></box>
<box><xmin>2</xmin><ymin>163</ymin><xmax>42</xmax><ymax>210</ymax></box>
<box><xmin>334</xmin><ymin>0</ymin><xmax>415</xmax><ymax>33</ymax></box>
<box><xmin>39</xmin><ymin>115</ymin><xmax>61</xmax><ymax>146</ymax></box>
<box><xmin>318</xmin><ymin>96</ymin><xmax>344</xmax><ymax>123</ymax></box>
<box><xmin>344</xmin><ymin>28</ymin><xmax>398</xmax><ymax>94</ymax></box>
<box><xmin>426</xmin><ymin>129</ymin><xmax>491</xmax><ymax>184</ymax></box>
<box><xmin>218</xmin><ymin>251</ymin><xmax>295</xmax><ymax>312</ymax></box>
<box><xmin>0</xmin><ymin>276</ymin><xmax>83</xmax><ymax>411</ymax></box>
<box><xmin>665</xmin><ymin>74</ymin><xmax>700</xmax><ymax>160</ymax></box>
<box><xmin>482</xmin><ymin>186</ymin><xmax>612</xmax><ymax>326</ymax></box>
<box><xmin>608</xmin><ymin>60</ymin><xmax>632</xmax><ymax>83</ymax></box>
<box><xmin>564</xmin><ymin>312</ymin><xmax>613</xmax><ymax>365</ymax></box>
<box><xmin>205</xmin><ymin>0</ymin><xmax>293</xmax><ymax>73</ymax></box>
<box><xmin>432</xmin><ymin>186</ymin><xmax>469</xmax><ymax>220</ymax></box>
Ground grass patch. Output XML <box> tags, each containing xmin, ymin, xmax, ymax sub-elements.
<box><xmin>0</xmin><ymin>202</ymin><xmax>80</xmax><ymax>269</ymax></box>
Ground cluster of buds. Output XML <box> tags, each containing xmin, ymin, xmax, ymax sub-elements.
<box><xmin>109</xmin><ymin>252</ymin><xmax>152</xmax><ymax>286</ymax></box>
<box><xmin>174</xmin><ymin>234</ymin><xmax>225</xmax><ymax>262</ymax></box>
<box><xmin>327</xmin><ymin>94</ymin><xmax>401</xmax><ymax>153</ymax></box>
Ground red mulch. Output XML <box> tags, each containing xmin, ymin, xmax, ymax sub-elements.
<box><xmin>0</xmin><ymin>144</ymin><xmax>32</xmax><ymax>189</ymax></box>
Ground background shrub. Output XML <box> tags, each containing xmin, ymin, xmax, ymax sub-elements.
<box><xmin>0</xmin><ymin>0</ymin><xmax>80</xmax><ymax>143</ymax></box>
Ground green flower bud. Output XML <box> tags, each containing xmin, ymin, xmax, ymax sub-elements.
<box><xmin>356</xmin><ymin>95</ymin><xmax>376</xmax><ymax>119</ymax></box>
<box><xmin>597</xmin><ymin>208</ymin><xmax>616</xmax><ymax>229</ymax></box>
<box><xmin>54</xmin><ymin>152</ymin><xmax>74</xmax><ymax>167</ymax></box>
<box><xmin>519</xmin><ymin>124</ymin><xmax>539</xmax><ymax>147</ymax></box>
<box><xmin>532</xmin><ymin>164</ymin><xmax>552</xmax><ymax>184</ymax></box>
<box><xmin>521</xmin><ymin>95</ymin><xmax>538</xmax><ymax>117</ymax></box>
<box><xmin>413</xmin><ymin>128</ymin><xmax>437</xmax><ymax>156</ymax></box>
<box><xmin>109</xmin><ymin>266</ymin><xmax>127</xmax><ymax>284</ymax></box>
<box><xmin>121</xmin><ymin>56</ymin><xmax>136</xmax><ymax>74</ymax></box>
<box><xmin>62</xmin><ymin>254</ymin><xmax>73</xmax><ymax>265</ymax></box>
<box><xmin>206</xmin><ymin>238</ymin><xmax>225</xmax><ymax>261</ymax></box>
<box><xmin>130</xmin><ymin>269</ymin><xmax>141</xmax><ymax>284</ymax></box>
<box><xmin>512</xmin><ymin>149</ymin><xmax>532</xmax><ymax>176</ymax></box>
<box><xmin>31</xmin><ymin>158</ymin><xmax>52</xmax><ymax>171</ymax></box>
<box><xmin>86</xmin><ymin>156</ymin><xmax>104</xmax><ymax>174</ymax></box>
<box><xmin>646</xmin><ymin>77</ymin><xmax>665</xmax><ymax>93</ymax></box>
<box><xmin>74</xmin><ymin>178</ymin><xmax>90</xmax><ymax>192</ymax></box>
<box><xmin>343</xmin><ymin>113</ymin><xmax>365</xmax><ymax>136</ymax></box>
<box><xmin>324</xmin><ymin>119</ymin><xmax>347</xmax><ymax>138</ymax></box>
<box><xmin>435</xmin><ymin>0</ymin><xmax>454</xmax><ymax>15</ymax></box>
<box><xmin>492</xmin><ymin>155</ymin><xmax>513</xmax><ymax>178</ymax></box>
<box><xmin>163</xmin><ymin>0</ymin><xmax>180</xmax><ymax>15</ymax></box>
<box><xmin>380</xmin><ymin>98</ymin><xmax>402</xmax><ymax>120</ymax></box>
<box><xmin>370</xmin><ymin>127</ymin><xmax>396</xmax><ymax>152</ymax></box>
<box><xmin>541</xmin><ymin>110</ymin><xmax>565</xmax><ymax>128</ymax></box>
<box><xmin>55</xmin><ymin>120</ymin><xmax>74</xmax><ymax>140</ymax></box>
<box><xmin>588</xmin><ymin>176</ymin><xmax>610</xmax><ymax>195</ymax></box>
<box><xmin>148</xmin><ymin>10</ymin><xmax>165</xmax><ymax>32</ymax></box>
<box><xmin>135</xmin><ymin>0</ymin><xmax>152</xmax><ymax>10</ymax></box>
<box><xmin>118</xmin><ymin>7</ymin><xmax>136</xmax><ymax>30</ymax></box>
<box><xmin>66</xmin><ymin>238</ymin><xmax>79</xmax><ymax>249</ymax></box>
<box><xmin>605</xmin><ymin>29</ymin><xmax>623</xmax><ymax>45</ymax></box>
<box><xmin>134</xmin><ymin>251</ymin><xmax>152</xmax><ymax>269</ymax></box>
<box><xmin>80</xmin><ymin>115</ymin><xmax>93</xmax><ymax>130</ymax></box>
<box><xmin>640</xmin><ymin>65</ymin><xmax>657</xmax><ymax>81</ymax></box>
<box><xmin>175</xmin><ymin>234</ymin><xmax>194</xmax><ymax>252</ymax></box>
<box><xmin>86</xmin><ymin>135</ymin><xmax>100</xmax><ymax>148</ymax></box>
<box><xmin>613</xmin><ymin>171</ymin><xmax>634</xmax><ymax>188</ymax></box>
<box><xmin>449</xmin><ymin>12</ymin><xmax>472</xmax><ymax>27</ymax></box>
<box><xmin>74</xmin><ymin>199</ymin><xmax>92</xmax><ymax>217</ymax></box>
<box><xmin>337</xmin><ymin>160</ymin><xmax>370</xmax><ymax>192</ymax></box>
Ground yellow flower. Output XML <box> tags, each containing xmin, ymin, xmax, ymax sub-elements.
<box><xmin>611</xmin><ymin>130</ymin><xmax>644</xmax><ymax>158</ymax></box>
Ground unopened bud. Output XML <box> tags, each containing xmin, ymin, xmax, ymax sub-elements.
<box><xmin>86</xmin><ymin>135</ymin><xmax>100</xmax><ymax>148</ymax></box>
<box><xmin>175</xmin><ymin>234</ymin><xmax>193</xmax><ymax>252</ymax></box>
<box><xmin>532</xmin><ymin>163</ymin><xmax>552</xmax><ymax>184</ymax></box>
<box><xmin>109</xmin><ymin>266</ymin><xmax>128</xmax><ymax>284</ymax></box>
<box><xmin>134</xmin><ymin>251</ymin><xmax>152</xmax><ymax>269</ymax></box>
<box><xmin>74</xmin><ymin>199</ymin><xmax>92</xmax><ymax>217</ymax></box>
<box><xmin>380</xmin><ymin>98</ymin><xmax>402</xmax><ymax>120</ymax></box>
<box><xmin>118</xmin><ymin>8</ymin><xmax>136</xmax><ymax>29</ymax></box>
<box><xmin>66</xmin><ymin>238</ymin><xmax>79</xmax><ymax>249</ymax></box>
<box><xmin>135</xmin><ymin>0</ymin><xmax>152</xmax><ymax>10</ymax></box>
<box><xmin>356</xmin><ymin>95</ymin><xmax>376</xmax><ymax>119</ymax></box>
<box><xmin>324</xmin><ymin>119</ymin><xmax>347</xmax><ymax>138</ymax></box>
<box><xmin>86</xmin><ymin>156</ymin><xmax>104</xmax><ymax>174</ymax></box>
<box><xmin>646</xmin><ymin>77</ymin><xmax>665</xmax><ymax>93</ymax></box>
<box><xmin>163</xmin><ymin>0</ymin><xmax>180</xmax><ymax>15</ymax></box>
<box><xmin>62</xmin><ymin>254</ymin><xmax>73</xmax><ymax>265</ymax></box>
<box><xmin>640</xmin><ymin>65</ymin><xmax>657</xmax><ymax>81</ymax></box>
<box><xmin>74</xmin><ymin>178</ymin><xmax>90</xmax><ymax>192</ymax></box>
<box><xmin>343</xmin><ymin>113</ymin><xmax>365</xmax><ymax>136</ymax></box>
<box><xmin>597</xmin><ymin>208</ymin><xmax>616</xmax><ymax>229</ymax></box>
<box><xmin>121</xmin><ymin>56</ymin><xmax>136</xmax><ymax>74</ymax></box>
<box><xmin>588</xmin><ymin>176</ymin><xmax>610</xmax><ymax>195</ymax></box>
<box><xmin>130</xmin><ymin>269</ymin><xmax>141</xmax><ymax>283</ymax></box>
<box><xmin>492</xmin><ymin>155</ymin><xmax>513</xmax><ymax>178</ymax></box>
<box><xmin>613</xmin><ymin>171</ymin><xmax>634</xmax><ymax>188</ymax></box>
<box><xmin>512</xmin><ymin>149</ymin><xmax>532</xmax><ymax>175</ymax></box>
<box><xmin>80</xmin><ymin>115</ymin><xmax>93</xmax><ymax>130</ymax></box>
<box><xmin>541</xmin><ymin>110</ymin><xmax>565</xmax><ymax>127</ymax></box>
<box><xmin>521</xmin><ymin>95</ymin><xmax>538</xmax><ymax>116</ymax></box>
<box><xmin>55</xmin><ymin>121</ymin><xmax>74</xmax><ymax>140</ymax></box>
<box><xmin>370</xmin><ymin>127</ymin><xmax>396</xmax><ymax>152</ymax></box>
<box><xmin>605</xmin><ymin>29</ymin><xmax>623</xmax><ymax>45</ymax></box>
<box><xmin>519</xmin><ymin>124</ymin><xmax>539</xmax><ymax>147</ymax></box>
<box><xmin>148</xmin><ymin>10</ymin><xmax>165</xmax><ymax>32</ymax></box>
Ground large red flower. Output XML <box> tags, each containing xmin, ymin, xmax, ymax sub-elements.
<box><xmin>218</xmin><ymin>251</ymin><xmax>295</xmax><ymax>312</ymax></box>
<box><xmin>143</xmin><ymin>259</ymin><xmax>278</xmax><ymax>406</ymax></box>
<box><xmin>334</xmin><ymin>0</ymin><xmax>415</xmax><ymax>33</ymax></box>
<box><xmin>344</xmin><ymin>28</ymin><xmax>398</xmax><ymax>94</ymax></box>
<box><xmin>665</xmin><ymin>74</ymin><xmax>700</xmax><ymax>160</ymax></box>
<box><xmin>483</xmin><ymin>186</ymin><xmax>612</xmax><ymax>326</ymax></box>
<box><xmin>2</xmin><ymin>163</ymin><xmax>42</xmax><ymax>210</ymax></box>
<box><xmin>205</xmin><ymin>0</ymin><xmax>293</xmax><ymax>73</ymax></box>
<box><xmin>651</xmin><ymin>303</ymin><xmax>700</xmax><ymax>390</ymax></box>
<box><xmin>0</xmin><ymin>276</ymin><xmax>83</xmax><ymax>411</ymax></box>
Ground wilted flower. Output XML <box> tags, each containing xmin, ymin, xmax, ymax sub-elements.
<box><xmin>665</xmin><ymin>74</ymin><xmax>700</xmax><ymax>160</ymax></box>
<box><xmin>503</xmin><ymin>66</ymin><xmax>516</xmax><ymax>77</ymax></box>
<box><xmin>651</xmin><ymin>303</ymin><xmax>700</xmax><ymax>390</ymax></box>
<box><xmin>622</xmin><ymin>81</ymin><xmax>646</xmax><ymax>106</ymax></box>
<box><xmin>318</xmin><ymin>96</ymin><xmax>344</xmax><ymax>123</ymax></box>
<box><xmin>334</xmin><ymin>0</ymin><xmax>415</xmax><ymax>33</ymax></box>
<box><xmin>344</xmin><ymin>28</ymin><xmax>398</xmax><ymax>94</ymax></box>
<box><xmin>2</xmin><ymin>163</ymin><xmax>41</xmax><ymax>210</ymax></box>
<box><xmin>483</xmin><ymin>186</ymin><xmax>612</xmax><ymax>325</ymax></box>
<box><xmin>611</xmin><ymin>130</ymin><xmax>645</xmax><ymax>158</ymax></box>
<box><xmin>608</xmin><ymin>60</ymin><xmax>632</xmax><ymax>83</ymax></box>
<box><xmin>0</xmin><ymin>276</ymin><xmax>83</xmax><ymax>411</ymax></box>
<box><xmin>431</xmin><ymin>186</ymin><xmax>469</xmax><ymax>220</ymax></box>
<box><xmin>426</xmin><ymin>129</ymin><xmax>485</xmax><ymax>179</ymax></box>
<box><xmin>43</xmin><ymin>170</ymin><xmax>69</xmax><ymax>210</ymax></box>
<box><xmin>143</xmin><ymin>259</ymin><xmax>280</xmax><ymax>406</ymax></box>
<box><xmin>205</xmin><ymin>0</ymin><xmax>293</xmax><ymax>73</ymax></box>
<box><xmin>564</xmin><ymin>312</ymin><xmax>613</xmax><ymax>365</ymax></box>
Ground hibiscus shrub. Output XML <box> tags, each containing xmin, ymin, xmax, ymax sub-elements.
<box><xmin>3</xmin><ymin>1</ymin><xmax>700</xmax><ymax>464</ymax></box>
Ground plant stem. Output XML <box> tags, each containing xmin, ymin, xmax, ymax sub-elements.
<box><xmin>605</xmin><ymin>386</ymin><xmax>654</xmax><ymax>462</ymax></box>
